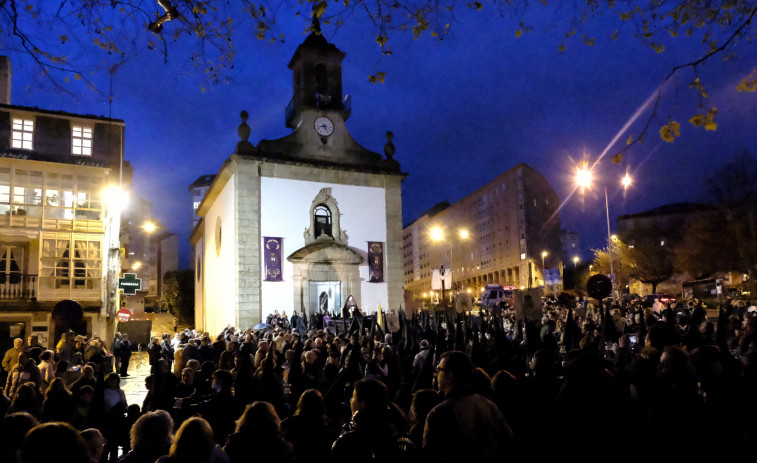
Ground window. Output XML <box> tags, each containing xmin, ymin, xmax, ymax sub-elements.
<box><xmin>0</xmin><ymin>167</ymin><xmax>9</xmax><ymax>215</ymax></box>
<box><xmin>72</xmin><ymin>126</ymin><xmax>93</xmax><ymax>156</ymax></box>
<box><xmin>12</xmin><ymin>118</ymin><xmax>33</xmax><ymax>150</ymax></box>
<box><xmin>41</xmin><ymin>237</ymin><xmax>100</xmax><ymax>290</ymax></box>
<box><xmin>12</xmin><ymin>170</ymin><xmax>43</xmax><ymax>216</ymax></box>
<box><xmin>45</xmin><ymin>173</ymin><xmax>75</xmax><ymax>219</ymax></box>
<box><xmin>193</xmin><ymin>201</ymin><xmax>201</xmax><ymax>211</ymax></box>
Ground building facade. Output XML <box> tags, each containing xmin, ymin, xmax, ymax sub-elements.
<box><xmin>189</xmin><ymin>175</ymin><xmax>215</xmax><ymax>232</ymax></box>
<box><xmin>122</xmin><ymin>196</ymin><xmax>178</xmax><ymax>312</ymax></box>
<box><xmin>192</xmin><ymin>29</ymin><xmax>405</xmax><ymax>335</ymax></box>
<box><xmin>403</xmin><ymin>164</ymin><xmax>561</xmax><ymax>302</ymax></box>
<box><xmin>0</xmin><ymin>57</ymin><xmax>129</xmax><ymax>352</ymax></box>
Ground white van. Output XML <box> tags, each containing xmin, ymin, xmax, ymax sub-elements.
<box><xmin>480</xmin><ymin>284</ymin><xmax>517</xmax><ymax>307</ymax></box>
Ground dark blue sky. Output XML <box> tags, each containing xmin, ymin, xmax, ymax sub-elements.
<box><xmin>8</xmin><ymin>7</ymin><xmax>757</xmax><ymax>268</ymax></box>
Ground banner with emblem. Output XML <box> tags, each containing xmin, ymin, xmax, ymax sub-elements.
<box><xmin>368</xmin><ymin>241</ymin><xmax>384</xmax><ymax>283</ymax></box>
<box><xmin>264</xmin><ymin>237</ymin><xmax>283</xmax><ymax>281</ymax></box>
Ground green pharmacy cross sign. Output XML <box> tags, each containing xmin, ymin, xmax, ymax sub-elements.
<box><xmin>118</xmin><ymin>273</ymin><xmax>142</xmax><ymax>295</ymax></box>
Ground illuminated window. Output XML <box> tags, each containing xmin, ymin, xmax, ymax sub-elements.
<box><xmin>72</xmin><ymin>126</ymin><xmax>93</xmax><ymax>156</ymax></box>
<box><xmin>41</xmin><ymin>238</ymin><xmax>100</xmax><ymax>290</ymax></box>
<box><xmin>12</xmin><ymin>118</ymin><xmax>33</xmax><ymax>150</ymax></box>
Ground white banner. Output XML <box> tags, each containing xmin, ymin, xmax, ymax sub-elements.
<box><xmin>431</xmin><ymin>269</ymin><xmax>452</xmax><ymax>290</ymax></box>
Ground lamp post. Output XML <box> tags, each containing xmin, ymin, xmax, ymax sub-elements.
<box><xmin>575</xmin><ymin>163</ymin><xmax>632</xmax><ymax>302</ymax></box>
<box><xmin>101</xmin><ymin>185</ymin><xmax>129</xmax><ymax>346</ymax></box>
<box><xmin>572</xmin><ymin>256</ymin><xmax>580</xmax><ymax>289</ymax></box>
<box><xmin>541</xmin><ymin>250</ymin><xmax>548</xmax><ymax>292</ymax></box>
<box><xmin>141</xmin><ymin>220</ymin><xmax>165</xmax><ymax>307</ymax></box>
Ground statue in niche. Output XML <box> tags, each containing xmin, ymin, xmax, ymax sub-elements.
<box><xmin>342</xmin><ymin>295</ymin><xmax>358</xmax><ymax>318</ymax></box>
<box><xmin>319</xmin><ymin>291</ymin><xmax>329</xmax><ymax>314</ymax></box>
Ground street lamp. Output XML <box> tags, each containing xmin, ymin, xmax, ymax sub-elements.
<box><xmin>141</xmin><ymin>220</ymin><xmax>157</xmax><ymax>233</ymax></box>
<box><xmin>541</xmin><ymin>250</ymin><xmax>548</xmax><ymax>289</ymax></box>
<box><xmin>575</xmin><ymin>163</ymin><xmax>632</xmax><ymax>301</ymax></box>
<box><xmin>572</xmin><ymin>256</ymin><xmax>580</xmax><ymax>289</ymax></box>
<box><xmin>141</xmin><ymin>220</ymin><xmax>166</xmax><ymax>306</ymax></box>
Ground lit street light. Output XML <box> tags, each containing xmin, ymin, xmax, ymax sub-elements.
<box><xmin>575</xmin><ymin>163</ymin><xmax>632</xmax><ymax>301</ymax></box>
<box><xmin>541</xmin><ymin>250</ymin><xmax>548</xmax><ymax>288</ymax></box>
<box><xmin>141</xmin><ymin>220</ymin><xmax>157</xmax><ymax>233</ymax></box>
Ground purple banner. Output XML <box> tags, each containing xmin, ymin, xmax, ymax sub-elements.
<box><xmin>264</xmin><ymin>237</ymin><xmax>283</xmax><ymax>281</ymax></box>
<box><xmin>368</xmin><ymin>241</ymin><xmax>384</xmax><ymax>283</ymax></box>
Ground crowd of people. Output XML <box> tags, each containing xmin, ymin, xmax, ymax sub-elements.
<box><xmin>3</xmin><ymin>293</ymin><xmax>757</xmax><ymax>462</ymax></box>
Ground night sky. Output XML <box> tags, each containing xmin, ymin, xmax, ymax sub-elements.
<box><xmin>7</xmin><ymin>6</ymin><xmax>756</xmax><ymax>268</ymax></box>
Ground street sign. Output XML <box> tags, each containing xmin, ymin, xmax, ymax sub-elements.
<box><xmin>118</xmin><ymin>273</ymin><xmax>142</xmax><ymax>295</ymax></box>
<box><xmin>440</xmin><ymin>264</ymin><xmax>445</xmax><ymax>276</ymax></box>
<box><xmin>117</xmin><ymin>308</ymin><xmax>132</xmax><ymax>322</ymax></box>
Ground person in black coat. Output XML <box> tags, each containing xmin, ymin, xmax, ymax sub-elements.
<box><xmin>148</xmin><ymin>337</ymin><xmax>162</xmax><ymax>374</ymax></box>
<box><xmin>120</xmin><ymin>334</ymin><xmax>132</xmax><ymax>377</ymax></box>
<box><xmin>331</xmin><ymin>379</ymin><xmax>415</xmax><ymax>463</ymax></box>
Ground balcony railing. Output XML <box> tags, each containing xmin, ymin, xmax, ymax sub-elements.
<box><xmin>0</xmin><ymin>274</ymin><xmax>37</xmax><ymax>300</ymax></box>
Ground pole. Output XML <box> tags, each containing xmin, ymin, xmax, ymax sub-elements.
<box><xmin>605</xmin><ymin>186</ymin><xmax>616</xmax><ymax>301</ymax></box>
<box><xmin>542</xmin><ymin>254</ymin><xmax>545</xmax><ymax>293</ymax></box>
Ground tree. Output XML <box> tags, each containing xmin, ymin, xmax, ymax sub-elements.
<box><xmin>673</xmin><ymin>208</ymin><xmax>737</xmax><ymax>280</ymax></box>
<box><xmin>627</xmin><ymin>242</ymin><xmax>674</xmax><ymax>294</ymax></box>
<box><xmin>159</xmin><ymin>269</ymin><xmax>195</xmax><ymax>323</ymax></box>
<box><xmin>703</xmin><ymin>150</ymin><xmax>757</xmax><ymax>294</ymax></box>
<box><xmin>591</xmin><ymin>237</ymin><xmax>633</xmax><ymax>295</ymax></box>
<box><xmin>2</xmin><ymin>0</ymin><xmax>755</xmax><ymax>140</ymax></box>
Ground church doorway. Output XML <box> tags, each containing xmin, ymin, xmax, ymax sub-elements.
<box><xmin>309</xmin><ymin>281</ymin><xmax>341</xmax><ymax>315</ymax></box>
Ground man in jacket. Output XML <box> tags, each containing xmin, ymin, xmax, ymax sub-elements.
<box><xmin>1</xmin><ymin>338</ymin><xmax>23</xmax><ymax>391</ymax></box>
<box><xmin>120</xmin><ymin>334</ymin><xmax>132</xmax><ymax>376</ymax></box>
<box><xmin>423</xmin><ymin>351</ymin><xmax>512</xmax><ymax>463</ymax></box>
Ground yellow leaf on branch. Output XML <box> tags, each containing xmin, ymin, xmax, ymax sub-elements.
<box><xmin>660</xmin><ymin>120</ymin><xmax>680</xmax><ymax>143</ymax></box>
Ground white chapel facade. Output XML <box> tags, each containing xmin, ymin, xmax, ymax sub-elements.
<box><xmin>192</xmin><ymin>28</ymin><xmax>405</xmax><ymax>335</ymax></box>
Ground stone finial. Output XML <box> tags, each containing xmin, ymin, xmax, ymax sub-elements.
<box><xmin>238</xmin><ymin>110</ymin><xmax>251</xmax><ymax>142</ymax></box>
<box><xmin>384</xmin><ymin>131</ymin><xmax>395</xmax><ymax>159</ymax></box>
<box><xmin>310</xmin><ymin>14</ymin><xmax>322</xmax><ymax>35</ymax></box>
<box><xmin>234</xmin><ymin>110</ymin><xmax>255</xmax><ymax>155</ymax></box>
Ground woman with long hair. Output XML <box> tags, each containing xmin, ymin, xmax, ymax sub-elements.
<box><xmin>7</xmin><ymin>381</ymin><xmax>42</xmax><ymax>418</ymax></box>
<box><xmin>223</xmin><ymin>401</ymin><xmax>293</xmax><ymax>463</ymax></box>
<box><xmin>116</xmin><ymin>410</ymin><xmax>174</xmax><ymax>463</ymax></box>
<box><xmin>281</xmin><ymin>389</ymin><xmax>337</xmax><ymax>462</ymax></box>
<box><xmin>41</xmin><ymin>377</ymin><xmax>74</xmax><ymax>423</ymax></box>
<box><xmin>157</xmin><ymin>416</ymin><xmax>228</xmax><ymax>463</ymax></box>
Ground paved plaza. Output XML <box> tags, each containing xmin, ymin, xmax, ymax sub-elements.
<box><xmin>118</xmin><ymin>312</ymin><xmax>183</xmax><ymax>407</ymax></box>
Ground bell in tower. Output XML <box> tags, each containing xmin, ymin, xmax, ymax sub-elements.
<box><xmin>285</xmin><ymin>17</ymin><xmax>351</xmax><ymax>129</ymax></box>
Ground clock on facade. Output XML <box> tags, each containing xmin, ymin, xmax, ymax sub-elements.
<box><xmin>314</xmin><ymin>117</ymin><xmax>334</xmax><ymax>136</ymax></box>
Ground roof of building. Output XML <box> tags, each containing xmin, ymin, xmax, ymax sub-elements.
<box><xmin>188</xmin><ymin>174</ymin><xmax>216</xmax><ymax>189</ymax></box>
<box><xmin>404</xmin><ymin>201</ymin><xmax>451</xmax><ymax>228</ymax></box>
<box><xmin>0</xmin><ymin>148</ymin><xmax>109</xmax><ymax>168</ymax></box>
<box><xmin>0</xmin><ymin>103</ymin><xmax>124</xmax><ymax>123</ymax></box>
<box><xmin>617</xmin><ymin>202</ymin><xmax>713</xmax><ymax>220</ymax></box>
<box><xmin>403</xmin><ymin>163</ymin><xmax>550</xmax><ymax>227</ymax></box>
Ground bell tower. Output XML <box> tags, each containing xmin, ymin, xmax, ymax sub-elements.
<box><xmin>285</xmin><ymin>18</ymin><xmax>350</xmax><ymax>129</ymax></box>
